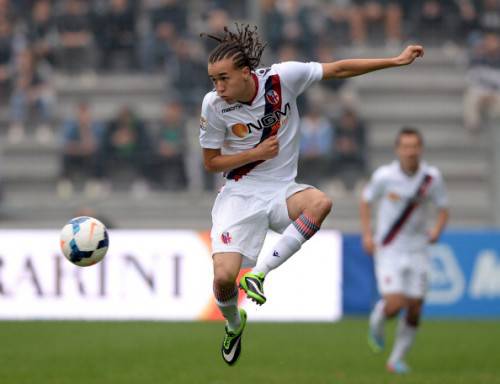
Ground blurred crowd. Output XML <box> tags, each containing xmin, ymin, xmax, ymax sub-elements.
<box><xmin>0</xmin><ymin>0</ymin><xmax>499</xmax><ymax>197</ymax></box>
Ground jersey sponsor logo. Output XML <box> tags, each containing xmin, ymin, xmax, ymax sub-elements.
<box><xmin>246</xmin><ymin>102</ymin><xmax>291</xmax><ymax>132</ymax></box>
<box><xmin>222</xmin><ymin>104</ymin><xmax>243</xmax><ymax>113</ymax></box>
<box><xmin>265</xmin><ymin>89</ymin><xmax>280</xmax><ymax>105</ymax></box>
<box><xmin>231</xmin><ymin>123</ymin><xmax>249</xmax><ymax>138</ymax></box>
<box><xmin>387</xmin><ymin>192</ymin><xmax>401</xmax><ymax>201</ymax></box>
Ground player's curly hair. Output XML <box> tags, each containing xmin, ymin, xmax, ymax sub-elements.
<box><xmin>201</xmin><ymin>23</ymin><xmax>266</xmax><ymax>70</ymax></box>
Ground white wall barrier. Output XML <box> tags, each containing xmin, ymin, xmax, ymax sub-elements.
<box><xmin>0</xmin><ymin>230</ymin><xmax>342</xmax><ymax>321</ymax></box>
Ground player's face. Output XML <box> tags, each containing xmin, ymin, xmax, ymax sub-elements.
<box><xmin>396</xmin><ymin>134</ymin><xmax>422</xmax><ymax>172</ymax></box>
<box><xmin>208</xmin><ymin>58</ymin><xmax>252</xmax><ymax>103</ymax></box>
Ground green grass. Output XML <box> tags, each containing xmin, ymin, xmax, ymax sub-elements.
<box><xmin>0</xmin><ymin>318</ymin><xmax>499</xmax><ymax>384</ymax></box>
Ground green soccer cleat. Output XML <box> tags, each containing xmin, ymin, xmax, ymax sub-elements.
<box><xmin>367</xmin><ymin>328</ymin><xmax>384</xmax><ymax>354</ymax></box>
<box><xmin>221</xmin><ymin>309</ymin><xmax>247</xmax><ymax>366</ymax></box>
<box><xmin>239</xmin><ymin>271</ymin><xmax>266</xmax><ymax>305</ymax></box>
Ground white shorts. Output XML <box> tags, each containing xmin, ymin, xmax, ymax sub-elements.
<box><xmin>211</xmin><ymin>180</ymin><xmax>313</xmax><ymax>267</ymax></box>
<box><xmin>374</xmin><ymin>247</ymin><xmax>429</xmax><ymax>299</ymax></box>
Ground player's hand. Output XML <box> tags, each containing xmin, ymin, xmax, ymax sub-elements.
<box><xmin>254</xmin><ymin>135</ymin><xmax>279</xmax><ymax>160</ymax></box>
<box><xmin>394</xmin><ymin>45</ymin><xmax>424</xmax><ymax>66</ymax></box>
<box><xmin>427</xmin><ymin>228</ymin><xmax>441</xmax><ymax>244</ymax></box>
<box><xmin>362</xmin><ymin>233</ymin><xmax>376</xmax><ymax>255</ymax></box>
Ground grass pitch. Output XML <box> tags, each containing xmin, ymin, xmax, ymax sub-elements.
<box><xmin>0</xmin><ymin>318</ymin><xmax>498</xmax><ymax>384</ymax></box>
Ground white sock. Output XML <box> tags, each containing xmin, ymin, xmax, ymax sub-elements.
<box><xmin>253</xmin><ymin>226</ymin><xmax>304</xmax><ymax>275</ymax></box>
<box><xmin>388</xmin><ymin>316</ymin><xmax>417</xmax><ymax>365</ymax></box>
<box><xmin>253</xmin><ymin>214</ymin><xmax>320</xmax><ymax>276</ymax></box>
<box><xmin>214</xmin><ymin>286</ymin><xmax>241</xmax><ymax>332</ymax></box>
<box><xmin>369</xmin><ymin>299</ymin><xmax>386</xmax><ymax>340</ymax></box>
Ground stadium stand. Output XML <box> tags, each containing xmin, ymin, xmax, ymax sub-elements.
<box><xmin>0</xmin><ymin>0</ymin><xmax>497</xmax><ymax>231</ymax></box>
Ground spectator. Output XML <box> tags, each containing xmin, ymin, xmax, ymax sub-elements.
<box><xmin>455</xmin><ymin>0</ymin><xmax>480</xmax><ymax>43</ymax></box>
<box><xmin>0</xmin><ymin>17</ymin><xmax>14</xmax><ymax>102</ymax></box>
<box><xmin>409</xmin><ymin>0</ymin><xmax>459</xmax><ymax>46</ymax></box>
<box><xmin>98</xmin><ymin>106</ymin><xmax>153</xmax><ymax>193</ymax></box>
<box><xmin>169</xmin><ymin>37</ymin><xmax>211</xmax><ymax>111</ymax></box>
<box><xmin>323</xmin><ymin>0</ymin><xmax>356</xmax><ymax>47</ymax></box>
<box><xmin>478</xmin><ymin>0</ymin><xmax>500</xmax><ymax>34</ymax></box>
<box><xmin>56</xmin><ymin>0</ymin><xmax>93</xmax><ymax>73</ymax></box>
<box><xmin>58</xmin><ymin>102</ymin><xmax>103</xmax><ymax>197</ymax></box>
<box><xmin>140</xmin><ymin>0</ymin><xmax>186</xmax><ymax>71</ymax></box>
<box><xmin>97</xmin><ymin>0</ymin><xmax>137</xmax><ymax>71</ymax></box>
<box><xmin>8</xmin><ymin>49</ymin><xmax>54</xmax><ymax>143</ymax></box>
<box><xmin>152</xmin><ymin>101</ymin><xmax>188</xmax><ymax>190</ymax></box>
<box><xmin>201</xmin><ymin>7</ymin><xmax>230</xmax><ymax>53</ymax></box>
<box><xmin>334</xmin><ymin>108</ymin><xmax>367</xmax><ymax>191</ymax></box>
<box><xmin>0</xmin><ymin>0</ymin><xmax>16</xmax><ymax>23</ymax></box>
<box><xmin>265</xmin><ymin>0</ymin><xmax>315</xmax><ymax>57</ymax></box>
<box><xmin>27</xmin><ymin>0</ymin><xmax>57</xmax><ymax>67</ymax></box>
<box><xmin>463</xmin><ymin>32</ymin><xmax>500</xmax><ymax>133</ymax></box>
<box><xmin>350</xmin><ymin>0</ymin><xmax>403</xmax><ymax>46</ymax></box>
<box><xmin>313</xmin><ymin>42</ymin><xmax>357</xmax><ymax>115</ymax></box>
<box><xmin>297</xmin><ymin>102</ymin><xmax>335</xmax><ymax>186</ymax></box>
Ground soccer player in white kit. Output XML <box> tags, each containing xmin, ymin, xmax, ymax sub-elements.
<box><xmin>360</xmin><ymin>128</ymin><xmax>449</xmax><ymax>373</ymax></box>
<box><xmin>200</xmin><ymin>24</ymin><xmax>424</xmax><ymax>365</ymax></box>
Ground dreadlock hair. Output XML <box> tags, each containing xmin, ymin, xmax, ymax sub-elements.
<box><xmin>201</xmin><ymin>23</ymin><xmax>266</xmax><ymax>70</ymax></box>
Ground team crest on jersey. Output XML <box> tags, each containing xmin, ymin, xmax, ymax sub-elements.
<box><xmin>221</xmin><ymin>231</ymin><xmax>232</xmax><ymax>244</ymax></box>
<box><xmin>231</xmin><ymin>123</ymin><xmax>250</xmax><ymax>138</ymax></box>
<box><xmin>265</xmin><ymin>89</ymin><xmax>280</xmax><ymax>105</ymax></box>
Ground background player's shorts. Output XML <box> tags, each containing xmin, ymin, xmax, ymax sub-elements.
<box><xmin>210</xmin><ymin>180</ymin><xmax>313</xmax><ymax>267</ymax></box>
<box><xmin>374</xmin><ymin>246</ymin><xmax>429</xmax><ymax>298</ymax></box>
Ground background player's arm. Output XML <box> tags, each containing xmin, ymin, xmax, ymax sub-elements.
<box><xmin>428</xmin><ymin>207</ymin><xmax>449</xmax><ymax>243</ymax></box>
<box><xmin>203</xmin><ymin>135</ymin><xmax>279</xmax><ymax>172</ymax></box>
<box><xmin>321</xmin><ymin>45</ymin><xmax>424</xmax><ymax>80</ymax></box>
<box><xmin>360</xmin><ymin>199</ymin><xmax>376</xmax><ymax>254</ymax></box>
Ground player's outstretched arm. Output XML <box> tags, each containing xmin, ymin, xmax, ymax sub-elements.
<box><xmin>321</xmin><ymin>45</ymin><xmax>424</xmax><ymax>80</ymax></box>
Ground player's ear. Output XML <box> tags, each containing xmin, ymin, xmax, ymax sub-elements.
<box><xmin>241</xmin><ymin>66</ymin><xmax>251</xmax><ymax>79</ymax></box>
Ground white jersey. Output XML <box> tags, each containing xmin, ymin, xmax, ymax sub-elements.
<box><xmin>362</xmin><ymin>160</ymin><xmax>448</xmax><ymax>251</ymax></box>
<box><xmin>199</xmin><ymin>61</ymin><xmax>323</xmax><ymax>184</ymax></box>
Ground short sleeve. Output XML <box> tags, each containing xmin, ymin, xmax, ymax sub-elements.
<box><xmin>199</xmin><ymin>93</ymin><xmax>226</xmax><ymax>149</ymax></box>
<box><xmin>273</xmin><ymin>61</ymin><xmax>323</xmax><ymax>97</ymax></box>
<box><xmin>430</xmin><ymin>170</ymin><xmax>449</xmax><ymax>208</ymax></box>
<box><xmin>362</xmin><ymin>168</ymin><xmax>385</xmax><ymax>203</ymax></box>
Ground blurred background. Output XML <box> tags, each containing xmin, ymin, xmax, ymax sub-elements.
<box><xmin>0</xmin><ymin>0</ymin><xmax>498</xmax><ymax>231</ymax></box>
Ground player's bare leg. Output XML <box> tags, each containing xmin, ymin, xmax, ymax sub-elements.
<box><xmin>240</xmin><ymin>189</ymin><xmax>332</xmax><ymax>304</ymax></box>
<box><xmin>369</xmin><ymin>294</ymin><xmax>406</xmax><ymax>353</ymax></box>
<box><xmin>213</xmin><ymin>252</ymin><xmax>247</xmax><ymax>365</ymax></box>
<box><xmin>387</xmin><ymin>298</ymin><xmax>423</xmax><ymax>374</ymax></box>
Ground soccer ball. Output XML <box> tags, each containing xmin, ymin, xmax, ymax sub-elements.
<box><xmin>60</xmin><ymin>216</ymin><xmax>109</xmax><ymax>267</ymax></box>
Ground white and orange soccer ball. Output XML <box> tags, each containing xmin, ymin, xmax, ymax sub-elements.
<box><xmin>60</xmin><ymin>216</ymin><xmax>109</xmax><ymax>267</ymax></box>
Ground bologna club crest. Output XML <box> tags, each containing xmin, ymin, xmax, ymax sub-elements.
<box><xmin>265</xmin><ymin>89</ymin><xmax>280</xmax><ymax>105</ymax></box>
<box><xmin>221</xmin><ymin>232</ymin><xmax>232</xmax><ymax>244</ymax></box>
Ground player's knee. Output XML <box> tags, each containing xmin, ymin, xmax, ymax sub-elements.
<box><xmin>384</xmin><ymin>298</ymin><xmax>405</xmax><ymax>317</ymax></box>
<box><xmin>311</xmin><ymin>193</ymin><xmax>333</xmax><ymax>216</ymax></box>
<box><xmin>213</xmin><ymin>270</ymin><xmax>237</xmax><ymax>288</ymax></box>
<box><xmin>384</xmin><ymin>305</ymin><xmax>401</xmax><ymax>318</ymax></box>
